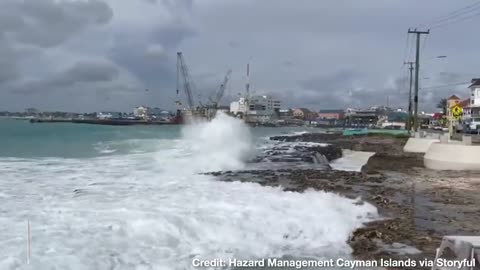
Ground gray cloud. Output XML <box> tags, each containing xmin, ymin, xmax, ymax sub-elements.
<box><xmin>13</xmin><ymin>61</ymin><xmax>120</xmax><ymax>94</ymax></box>
<box><xmin>0</xmin><ymin>0</ymin><xmax>113</xmax><ymax>48</ymax></box>
<box><xmin>436</xmin><ymin>72</ymin><xmax>465</xmax><ymax>84</ymax></box>
<box><xmin>300</xmin><ymin>70</ymin><xmax>359</xmax><ymax>92</ymax></box>
<box><xmin>66</xmin><ymin>61</ymin><xmax>119</xmax><ymax>83</ymax></box>
<box><xmin>228</xmin><ymin>41</ymin><xmax>240</xmax><ymax>49</ymax></box>
<box><xmin>0</xmin><ymin>37</ymin><xmax>19</xmax><ymax>84</ymax></box>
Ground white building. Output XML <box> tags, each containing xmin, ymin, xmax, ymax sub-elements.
<box><xmin>134</xmin><ymin>106</ymin><xmax>151</xmax><ymax>119</ymax></box>
<box><xmin>248</xmin><ymin>95</ymin><xmax>281</xmax><ymax>114</ymax></box>
<box><xmin>97</xmin><ymin>112</ymin><xmax>121</xmax><ymax>119</ymax></box>
<box><xmin>230</xmin><ymin>97</ymin><xmax>248</xmax><ymax>116</ymax></box>
<box><xmin>230</xmin><ymin>95</ymin><xmax>281</xmax><ymax>122</ymax></box>
<box><xmin>469</xmin><ymin>79</ymin><xmax>480</xmax><ymax>117</ymax></box>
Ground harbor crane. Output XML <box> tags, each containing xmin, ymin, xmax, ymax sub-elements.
<box><xmin>209</xmin><ymin>69</ymin><xmax>232</xmax><ymax>108</ymax></box>
<box><xmin>176</xmin><ymin>52</ymin><xmax>196</xmax><ymax>110</ymax></box>
<box><xmin>175</xmin><ymin>51</ymin><xmax>232</xmax><ymax>120</ymax></box>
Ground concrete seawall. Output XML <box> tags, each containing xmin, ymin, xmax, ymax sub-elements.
<box><xmin>424</xmin><ymin>143</ymin><xmax>480</xmax><ymax>171</ymax></box>
<box><xmin>403</xmin><ymin>138</ymin><xmax>440</xmax><ymax>153</ymax></box>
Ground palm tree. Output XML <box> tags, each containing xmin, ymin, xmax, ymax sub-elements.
<box><xmin>437</xmin><ymin>98</ymin><xmax>447</xmax><ymax>115</ymax></box>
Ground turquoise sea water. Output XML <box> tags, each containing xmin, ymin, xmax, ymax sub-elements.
<box><xmin>0</xmin><ymin>119</ymin><xmax>181</xmax><ymax>158</ymax></box>
<box><xmin>0</xmin><ymin>119</ymin><xmax>322</xmax><ymax>158</ymax></box>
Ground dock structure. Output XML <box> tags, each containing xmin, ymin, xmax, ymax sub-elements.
<box><xmin>432</xmin><ymin>236</ymin><xmax>480</xmax><ymax>270</ymax></box>
<box><xmin>29</xmin><ymin>118</ymin><xmax>179</xmax><ymax>126</ymax></box>
<box><xmin>403</xmin><ymin>131</ymin><xmax>480</xmax><ymax>171</ymax></box>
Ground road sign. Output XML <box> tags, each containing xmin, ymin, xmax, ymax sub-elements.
<box><xmin>451</xmin><ymin>104</ymin><xmax>463</xmax><ymax>120</ymax></box>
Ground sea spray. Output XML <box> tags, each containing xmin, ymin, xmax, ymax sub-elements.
<box><xmin>180</xmin><ymin>112</ymin><xmax>253</xmax><ymax>172</ymax></box>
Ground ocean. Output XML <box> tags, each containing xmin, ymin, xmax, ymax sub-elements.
<box><xmin>0</xmin><ymin>115</ymin><xmax>377</xmax><ymax>270</ymax></box>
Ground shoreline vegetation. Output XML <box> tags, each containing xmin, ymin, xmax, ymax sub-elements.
<box><xmin>207</xmin><ymin>132</ymin><xmax>480</xmax><ymax>266</ymax></box>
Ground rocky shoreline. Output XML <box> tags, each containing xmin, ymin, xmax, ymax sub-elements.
<box><xmin>207</xmin><ymin>132</ymin><xmax>480</xmax><ymax>269</ymax></box>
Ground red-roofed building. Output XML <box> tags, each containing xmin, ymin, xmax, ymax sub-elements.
<box><xmin>432</xmin><ymin>112</ymin><xmax>444</xmax><ymax>120</ymax></box>
<box><xmin>317</xmin><ymin>109</ymin><xmax>345</xmax><ymax>120</ymax></box>
<box><xmin>293</xmin><ymin>108</ymin><xmax>318</xmax><ymax>121</ymax></box>
<box><xmin>447</xmin><ymin>95</ymin><xmax>461</xmax><ymax>109</ymax></box>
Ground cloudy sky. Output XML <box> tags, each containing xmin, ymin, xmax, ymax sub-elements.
<box><xmin>1</xmin><ymin>0</ymin><xmax>479</xmax><ymax>113</ymax></box>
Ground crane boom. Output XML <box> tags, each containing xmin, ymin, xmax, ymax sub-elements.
<box><xmin>213</xmin><ymin>69</ymin><xmax>232</xmax><ymax>106</ymax></box>
<box><xmin>176</xmin><ymin>52</ymin><xmax>195</xmax><ymax>109</ymax></box>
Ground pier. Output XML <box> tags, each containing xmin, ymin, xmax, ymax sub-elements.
<box><xmin>29</xmin><ymin>118</ymin><xmax>179</xmax><ymax>126</ymax></box>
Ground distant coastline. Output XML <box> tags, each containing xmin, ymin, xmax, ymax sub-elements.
<box><xmin>0</xmin><ymin>116</ymin><xmax>33</xmax><ymax>120</ymax></box>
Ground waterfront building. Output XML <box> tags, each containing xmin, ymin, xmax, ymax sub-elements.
<box><xmin>293</xmin><ymin>108</ymin><xmax>317</xmax><ymax>121</ymax></box>
<box><xmin>317</xmin><ymin>109</ymin><xmax>345</xmax><ymax>120</ymax></box>
<box><xmin>247</xmin><ymin>95</ymin><xmax>281</xmax><ymax>122</ymax></box>
<box><xmin>278</xmin><ymin>109</ymin><xmax>293</xmax><ymax>119</ymax></box>
<box><xmin>230</xmin><ymin>95</ymin><xmax>281</xmax><ymax>123</ymax></box>
<box><xmin>469</xmin><ymin>79</ymin><xmax>480</xmax><ymax>117</ymax></box>
<box><xmin>97</xmin><ymin>112</ymin><xmax>122</xmax><ymax>119</ymax></box>
<box><xmin>132</xmin><ymin>107</ymin><xmax>171</xmax><ymax>120</ymax></box>
<box><xmin>344</xmin><ymin>107</ymin><xmax>378</xmax><ymax>127</ymax></box>
<box><xmin>134</xmin><ymin>106</ymin><xmax>151</xmax><ymax>119</ymax></box>
<box><xmin>460</xmin><ymin>98</ymin><xmax>471</xmax><ymax>121</ymax></box>
<box><xmin>230</xmin><ymin>97</ymin><xmax>248</xmax><ymax>117</ymax></box>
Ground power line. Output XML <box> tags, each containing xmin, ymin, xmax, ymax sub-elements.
<box><xmin>429</xmin><ymin>4</ymin><xmax>480</xmax><ymax>28</ymax></box>
<box><xmin>417</xmin><ymin>0</ymin><xmax>480</xmax><ymax>28</ymax></box>
<box><xmin>431</xmin><ymin>11</ymin><xmax>480</xmax><ymax>29</ymax></box>
<box><xmin>420</xmin><ymin>81</ymin><xmax>470</xmax><ymax>90</ymax></box>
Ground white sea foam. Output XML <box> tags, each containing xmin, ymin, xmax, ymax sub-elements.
<box><xmin>94</xmin><ymin>143</ymin><xmax>117</xmax><ymax>154</ymax></box>
<box><xmin>330</xmin><ymin>150</ymin><xmax>375</xmax><ymax>172</ymax></box>
<box><xmin>292</xmin><ymin>131</ymin><xmax>309</xmax><ymax>135</ymax></box>
<box><xmin>0</xmin><ymin>113</ymin><xmax>378</xmax><ymax>270</ymax></box>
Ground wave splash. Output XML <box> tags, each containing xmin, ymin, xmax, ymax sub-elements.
<box><xmin>0</xmin><ymin>113</ymin><xmax>378</xmax><ymax>270</ymax></box>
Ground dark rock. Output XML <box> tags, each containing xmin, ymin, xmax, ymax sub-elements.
<box><xmin>270</xmin><ymin>133</ymin><xmax>409</xmax><ymax>155</ymax></box>
<box><xmin>361</xmin><ymin>152</ymin><xmax>424</xmax><ymax>173</ymax></box>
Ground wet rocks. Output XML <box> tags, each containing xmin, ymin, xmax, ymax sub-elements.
<box><xmin>270</xmin><ymin>133</ymin><xmax>343</xmax><ymax>143</ymax></box>
<box><xmin>271</xmin><ymin>133</ymin><xmax>409</xmax><ymax>155</ymax></box>
<box><xmin>361</xmin><ymin>152</ymin><xmax>424</xmax><ymax>174</ymax></box>
<box><xmin>256</xmin><ymin>142</ymin><xmax>342</xmax><ymax>164</ymax></box>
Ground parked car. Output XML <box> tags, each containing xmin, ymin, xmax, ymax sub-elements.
<box><xmin>465</xmin><ymin>118</ymin><xmax>480</xmax><ymax>134</ymax></box>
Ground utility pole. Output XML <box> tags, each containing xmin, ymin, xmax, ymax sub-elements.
<box><xmin>404</xmin><ymin>61</ymin><xmax>414</xmax><ymax>131</ymax></box>
<box><xmin>408</xmin><ymin>28</ymin><xmax>430</xmax><ymax>132</ymax></box>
